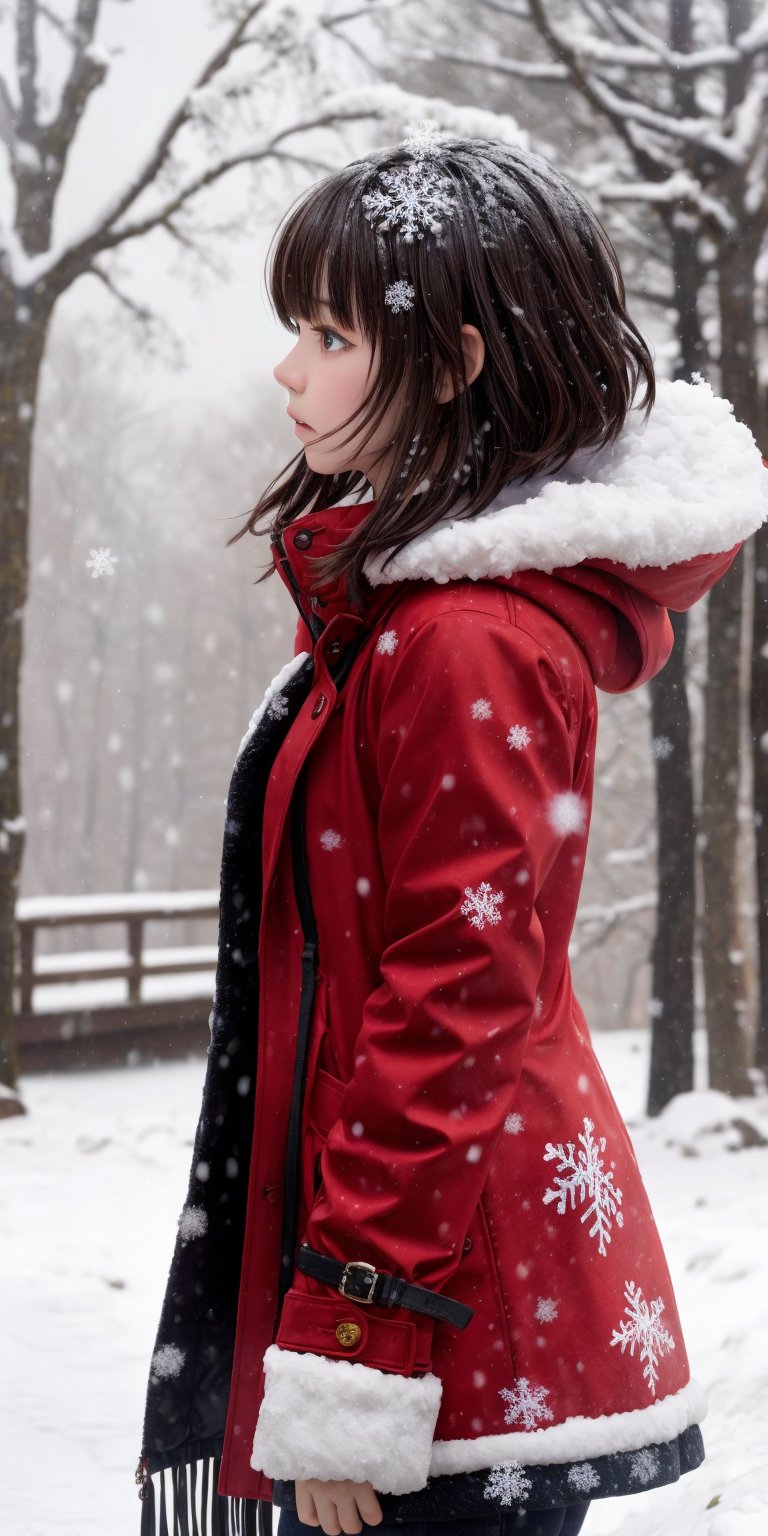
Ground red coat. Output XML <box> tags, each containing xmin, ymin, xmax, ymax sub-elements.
<box><xmin>216</xmin><ymin>380</ymin><xmax>768</xmax><ymax>1500</ymax></box>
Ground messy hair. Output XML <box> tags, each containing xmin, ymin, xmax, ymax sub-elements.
<box><xmin>228</xmin><ymin>135</ymin><xmax>655</xmax><ymax>608</ymax></box>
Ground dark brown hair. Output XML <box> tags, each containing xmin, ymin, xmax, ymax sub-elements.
<box><xmin>228</xmin><ymin>135</ymin><xmax>655</xmax><ymax>607</ymax></box>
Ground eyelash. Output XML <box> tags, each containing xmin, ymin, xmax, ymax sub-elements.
<box><xmin>288</xmin><ymin>321</ymin><xmax>348</xmax><ymax>354</ymax></box>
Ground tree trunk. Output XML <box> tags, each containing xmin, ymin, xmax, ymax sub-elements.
<box><xmin>645</xmin><ymin>154</ymin><xmax>705</xmax><ymax>1114</ymax></box>
<box><xmin>0</xmin><ymin>284</ymin><xmax>50</xmax><ymax>1093</ymax></box>
<box><xmin>647</xmin><ymin>607</ymin><xmax>696</xmax><ymax>1113</ymax></box>
<box><xmin>751</xmin><ymin>511</ymin><xmax>768</xmax><ymax>1074</ymax></box>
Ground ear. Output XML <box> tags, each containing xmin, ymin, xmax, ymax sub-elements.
<box><xmin>435</xmin><ymin>324</ymin><xmax>485</xmax><ymax>405</ymax></box>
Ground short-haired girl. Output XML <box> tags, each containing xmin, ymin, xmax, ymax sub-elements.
<box><xmin>137</xmin><ymin>125</ymin><xmax>768</xmax><ymax>1536</ymax></box>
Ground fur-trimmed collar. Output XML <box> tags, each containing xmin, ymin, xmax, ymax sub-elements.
<box><xmin>360</xmin><ymin>377</ymin><xmax>768</xmax><ymax>587</ymax></box>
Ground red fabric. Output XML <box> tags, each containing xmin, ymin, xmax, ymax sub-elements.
<box><xmin>219</xmin><ymin>494</ymin><xmax>743</xmax><ymax>1498</ymax></box>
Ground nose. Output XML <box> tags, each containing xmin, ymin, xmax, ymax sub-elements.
<box><xmin>273</xmin><ymin>341</ymin><xmax>303</xmax><ymax>390</ymax></box>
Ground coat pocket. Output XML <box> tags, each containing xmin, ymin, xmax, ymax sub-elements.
<box><xmin>301</xmin><ymin>975</ymin><xmax>347</xmax><ymax>1208</ymax></box>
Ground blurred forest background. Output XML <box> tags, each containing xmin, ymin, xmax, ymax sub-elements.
<box><xmin>2</xmin><ymin>0</ymin><xmax>768</xmax><ymax>1099</ymax></box>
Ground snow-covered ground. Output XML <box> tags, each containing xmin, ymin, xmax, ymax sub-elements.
<box><xmin>2</xmin><ymin>1029</ymin><xmax>767</xmax><ymax>1536</ymax></box>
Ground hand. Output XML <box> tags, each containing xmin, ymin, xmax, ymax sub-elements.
<box><xmin>295</xmin><ymin>1477</ymin><xmax>383</xmax><ymax>1534</ymax></box>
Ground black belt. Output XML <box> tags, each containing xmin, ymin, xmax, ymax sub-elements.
<box><xmin>297</xmin><ymin>1242</ymin><xmax>475</xmax><ymax>1329</ymax></box>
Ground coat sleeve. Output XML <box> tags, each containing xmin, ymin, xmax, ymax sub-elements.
<box><xmin>250</xmin><ymin>607</ymin><xmax>582</xmax><ymax>1493</ymax></box>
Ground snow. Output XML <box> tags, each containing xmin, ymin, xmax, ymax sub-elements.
<box><xmin>2</xmin><ymin>1028</ymin><xmax>768</xmax><ymax>1534</ymax></box>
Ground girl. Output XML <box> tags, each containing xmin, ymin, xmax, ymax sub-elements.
<box><xmin>136</xmin><ymin>127</ymin><xmax>768</xmax><ymax>1536</ymax></box>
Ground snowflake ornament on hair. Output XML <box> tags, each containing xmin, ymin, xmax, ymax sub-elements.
<box><xmin>385</xmin><ymin>279</ymin><xmax>416</xmax><ymax>313</ymax></box>
<box><xmin>362</xmin><ymin>118</ymin><xmax>456</xmax><ymax>245</ymax></box>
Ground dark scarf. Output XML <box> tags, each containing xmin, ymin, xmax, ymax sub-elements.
<box><xmin>135</xmin><ymin>649</ymin><xmax>315</xmax><ymax>1536</ymax></box>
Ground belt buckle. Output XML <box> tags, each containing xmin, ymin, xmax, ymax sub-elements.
<box><xmin>339</xmin><ymin>1260</ymin><xmax>378</xmax><ymax>1304</ymax></box>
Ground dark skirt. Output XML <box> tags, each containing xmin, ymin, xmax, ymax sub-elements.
<box><xmin>276</xmin><ymin>1503</ymin><xmax>591</xmax><ymax>1534</ymax></box>
<box><xmin>271</xmin><ymin>1422</ymin><xmax>704</xmax><ymax>1522</ymax></box>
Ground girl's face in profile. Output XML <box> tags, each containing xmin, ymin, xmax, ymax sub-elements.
<box><xmin>273</xmin><ymin>293</ymin><xmax>402</xmax><ymax>496</ymax></box>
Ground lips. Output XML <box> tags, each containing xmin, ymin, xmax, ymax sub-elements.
<box><xmin>289</xmin><ymin>412</ymin><xmax>313</xmax><ymax>429</ymax></box>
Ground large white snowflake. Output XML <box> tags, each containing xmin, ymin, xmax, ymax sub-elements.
<box><xmin>484</xmin><ymin>1461</ymin><xmax>533</xmax><ymax>1505</ymax></box>
<box><xmin>542</xmin><ymin>1116</ymin><xmax>624</xmax><ymax>1257</ymax></box>
<box><xmin>319</xmin><ymin>828</ymin><xmax>343</xmax><ymax>850</ymax></box>
<box><xmin>375</xmin><ymin>628</ymin><xmax>398</xmax><ymax>655</ymax></box>
<box><xmin>460</xmin><ymin>880</ymin><xmax>504</xmax><ymax>930</ymax></box>
<box><xmin>534</xmin><ymin>1297</ymin><xmax>558</xmax><ymax>1324</ymax></box>
<box><xmin>385</xmin><ymin>279</ymin><xmax>416</xmax><ymax>313</ymax></box>
<box><xmin>499</xmin><ymin>1376</ymin><xmax>554</xmax><ymax>1430</ymax></box>
<box><xmin>266</xmin><ymin>692</ymin><xmax>289</xmax><ymax>720</ymax></box>
<box><xmin>610</xmin><ymin>1280</ymin><xmax>676</xmax><ymax>1397</ymax></box>
<box><xmin>362</xmin><ymin>160</ymin><xmax>457</xmax><ymax>243</ymax></box>
<box><xmin>567</xmin><ymin>1462</ymin><xmax>601</xmax><ymax>1493</ymax></box>
<box><xmin>628</xmin><ymin>1446</ymin><xmax>660</xmax><ymax>1484</ymax></box>
<box><xmin>507</xmin><ymin>723</ymin><xmax>532</xmax><ymax>750</ymax></box>
<box><xmin>471</xmin><ymin>697</ymin><xmax>493</xmax><ymax>720</ymax></box>
<box><xmin>85</xmin><ymin>546</ymin><xmax>118</xmax><ymax>578</ymax></box>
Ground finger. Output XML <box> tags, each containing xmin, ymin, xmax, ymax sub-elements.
<box><xmin>335</xmin><ymin>1498</ymin><xmax>363</xmax><ymax>1534</ymax></box>
<box><xmin>356</xmin><ymin>1488</ymin><xmax>383</xmax><ymax>1526</ymax></box>
<box><xmin>295</xmin><ymin>1490</ymin><xmax>320</xmax><ymax>1526</ymax></box>
<box><xmin>312</xmin><ymin>1498</ymin><xmax>341</xmax><ymax>1536</ymax></box>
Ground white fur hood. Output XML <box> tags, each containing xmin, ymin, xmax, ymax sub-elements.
<box><xmin>360</xmin><ymin>376</ymin><xmax>768</xmax><ymax>590</ymax></box>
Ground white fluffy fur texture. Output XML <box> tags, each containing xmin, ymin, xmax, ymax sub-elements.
<box><xmin>250</xmin><ymin>1344</ymin><xmax>443</xmax><ymax>1494</ymax></box>
<box><xmin>235</xmin><ymin>650</ymin><xmax>310</xmax><ymax>765</ymax></box>
<box><xmin>362</xmin><ymin>377</ymin><xmax>768</xmax><ymax>585</ymax></box>
<box><xmin>430</xmin><ymin>1378</ymin><xmax>708</xmax><ymax>1475</ymax></box>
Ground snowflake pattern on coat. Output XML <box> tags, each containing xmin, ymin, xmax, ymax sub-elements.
<box><xmin>567</xmin><ymin>1462</ymin><xmax>601</xmax><ymax>1494</ymax></box>
<box><xmin>534</xmin><ymin>1296</ymin><xmax>558</xmax><ymax>1323</ymax></box>
<box><xmin>628</xmin><ymin>1446</ymin><xmax>661</xmax><ymax>1484</ymax></box>
<box><xmin>610</xmin><ymin>1280</ymin><xmax>676</xmax><ymax>1396</ymax></box>
<box><xmin>460</xmin><ymin>880</ymin><xmax>504</xmax><ymax>930</ymax></box>
<box><xmin>507</xmin><ymin>723</ymin><xmax>532</xmax><ymax>750</ymax></box>
<box><xmin>542</xmin><ymin>1116</ymin><xmax>624</xmax><ymax>1257</ymax></box>
<box><xmin>484</xmin><ymin>1461</ymin><xmax>533</xmax><ymax>1505</ymax></box>
<box><xmin>266</xmin><ymin>692</ymin><xmax>289</xmax><ymax>721</ymax></box>
<box><xmin>471</xmin><ymin>697</ymin><xmax>493</xmax><ymax>720</ymax></box>
<box><xmin>375</xmin><ymin>629</ymin><xmax>399</xmax><ymax>655</ymax></box>
<box><xmin>319</xmin><ymin>828</ymin><xmax>344</xmax><ymax>850</ymax></box>
<box><xmin>499</xmin><ymin>1377</ymin><xmax>554</xmax><ymax>1429</ymax></box>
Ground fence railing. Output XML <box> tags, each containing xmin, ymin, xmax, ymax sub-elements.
<box><xmin>14</xmin><ymin>890</ymin><xmax>219</xmax><ymax>1072</ymax></box>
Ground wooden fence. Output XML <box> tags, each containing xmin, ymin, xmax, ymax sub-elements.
<box><xmin>14</xmin><ymin>891</ymin><xmax>219</xmax><ymax>1072</ymax></box>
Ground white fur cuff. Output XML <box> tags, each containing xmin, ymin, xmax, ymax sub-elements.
<box><xmin>250</xmin><ymin>1344</ymin><xmax>443</xmax><ymax>1494</ymax></box>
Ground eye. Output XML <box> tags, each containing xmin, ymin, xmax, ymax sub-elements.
<box><xmin>319</xmin><ymin>329</ymin><xmax>347</xmax><ymax>354</ymax></box>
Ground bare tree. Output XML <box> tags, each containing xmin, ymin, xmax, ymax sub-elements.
<box><xmin>0</xmin><ymin>0</ymin><xmax>408</xmax><ymax>1103</ymax></box>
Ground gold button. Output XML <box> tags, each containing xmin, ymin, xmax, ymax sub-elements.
<box><xmin>335</xmin><ymin>1321</ymin><xmax>362</xmax><ymax>1347</ymax></box>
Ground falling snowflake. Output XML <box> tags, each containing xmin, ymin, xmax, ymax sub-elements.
<box><xmin>610</xmin><ymin>1280</ymin><xmax>675</xmax><ymax>1397</ymax></box>
<box><xmin>177</xmin><ymin>1205</ymin><xmax>208</xmax><ymax>1244</ymax></box>
<box><xmin>542</xmin><ymin>1116</ymin><xmax>624</xmax><ymax>1257</ymax></box>
<box><xmin>484</xmin><ymin>1461</ymin><xmax>533</xmax><ymax>1505</ymax></box>
<box><xmin>150</xmin><ymin>1344</ymin><xmax>186</xmax><ymax>1382</ymax></box>
<box><xmin>460</xmin><ymin>880</ymin><xmax>504</xmax><ymax>930</ymax></box>
<box><xmin>504</xmin><ymin>1111</ymin><xmax>524</xmax><ymax>1135</ymax></box>
<box><xmin>319</xmin><ymin>828</ymin><xmax>344</xmax><ymax>850</ymax></box>
<box><xmin>385</xmin><ymin>279</ymin><xmax>416</xmax><ymax>313</ymax></box>
<box><xmin>547</xmin><ymin>791</ymin><xmax>587</xmax><ymax>837</ymax></box>
<box><xmin>651</xmin><ymin>734</ymin><xmax>674</xmax><ymax>760</ymax></box>
<box><xmin>507</xmin><ymin>724</ymin><xmax>532</xmax><ymax>750</ymax></box>
<box><xmin>534</xmin><ymin>1297</ymin><xmax>558</xmax><ymax>1324</ymax></box>
<box><xmin>376</xmin><ymin>629</ymin><xmax>399</xmax><ymax>655</ymax></box>
<box><xmin>567</xmin><ymin>1462</ymin><xmax>601</xmax><ymax>1494</ymax></box>
<box><xmin>647</xmin><ymin>996</ymin><xmax>664</xmax><ymax>1019</ymax></box>
<box><xmin>471</xmin><ymin>698</ymin><xmax>493</xmax><ymax>720</ymax></box>
<box><xmin>499</xmin><ymin>1377</ymin><xmax>554</xmax><ymax>1430</ymax></box>
<box><xmin>266</xmin><ymin>692</ymin><xmax>289</xmax><ymax>720</ymax></box>
<box><xmin>628</xmin><ymin>1446</ymin><xmax>660</xmax><ymax>1485</ymax></box>
<box><xmin>85</xmin><ymin>546</ymin><xmax>118</xmax><ymax>578</ymax></box>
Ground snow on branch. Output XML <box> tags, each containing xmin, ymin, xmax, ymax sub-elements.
<box><xmin>598</xmin><ymin>169</ymin><xmax>732</xmax><ymax>234</ymax></box>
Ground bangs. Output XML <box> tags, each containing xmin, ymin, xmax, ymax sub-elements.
<box><xmin>267</xmin><ymin>167</ymin><xmax>384</xmax><ymax>344</ymax></box>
